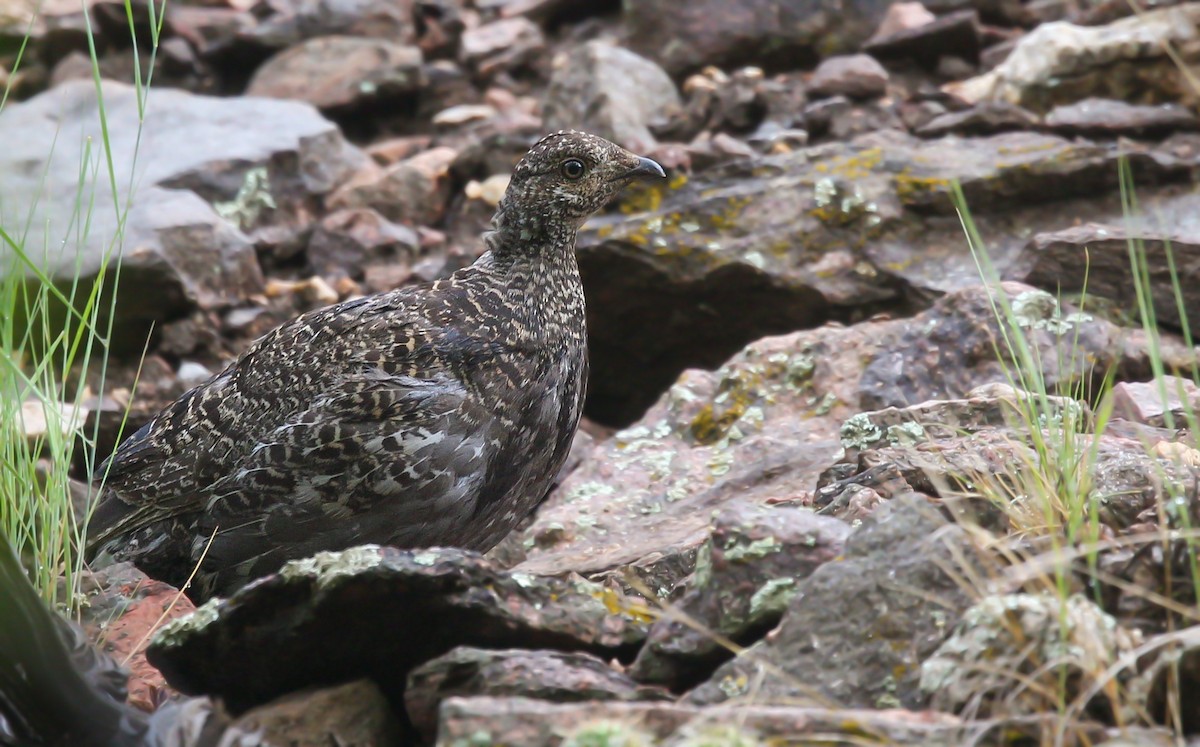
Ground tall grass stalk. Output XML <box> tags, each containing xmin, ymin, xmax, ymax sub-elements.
<box><xmin>0</xmin><ymin>0</ymin><xmax>163</xmax><ymax>612</ymax></box>
<box><xmin>952</xmin><ymin>155</ymin><xmax>1200</xmax><ymax>738</ymax></box>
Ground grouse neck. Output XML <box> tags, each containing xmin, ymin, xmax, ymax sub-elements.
<box><xmin>485</xmin><ymin>198</ymin><xmax>581</xmax><ymax>268</ymax></box>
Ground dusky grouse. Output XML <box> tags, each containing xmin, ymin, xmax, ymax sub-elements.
<box><xmin>87</xmin><ymin>131</ymin><xmax>665</xmax><ymax>601</ymax></box>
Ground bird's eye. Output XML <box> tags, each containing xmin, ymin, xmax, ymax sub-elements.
<box><xmin>561</xmin><ymin>159</ymin><xmax>586</xmax><ymax>180</ymax></box>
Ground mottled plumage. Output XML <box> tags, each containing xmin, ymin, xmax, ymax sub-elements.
<box><xmin>87</xmin><ymin>132</ymin><xmax>665</xmax><ymax>601</ymax></box>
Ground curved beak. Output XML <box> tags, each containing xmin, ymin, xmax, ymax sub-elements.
<box><xmin>620</xmin><ymin>156</ymin><xmax>666</xmax><ymax>180</ymax></box>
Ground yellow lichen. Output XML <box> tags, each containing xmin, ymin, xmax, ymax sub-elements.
<box><xmin>894</xmin><ymin>171</ymin><xmax>954</xmax><ymax>204</ymax></box>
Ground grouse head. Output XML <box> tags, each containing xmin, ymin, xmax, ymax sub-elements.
<box><xmin>500</xmin><ymin>131</ymin><xmax>666</xmax><ymax>235</ymax></box>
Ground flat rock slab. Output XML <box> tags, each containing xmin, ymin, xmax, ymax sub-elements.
<box><xmin>578</xmin><ymin>128</ymin><xmax>1200</xmax><ymax>423</ymax></box>
<box><xmin>686</xmin><ymin>495</ymin><xmax>979</xmax><ymax>710</ymax></box>
<box><xmin>146</xmin><ymin>546</ymin><xmax>652</xmax><ymax>713</ymax></box>
<box><xmin>435</xmin><ymin>696</ymin><xmax>968</xmax><ymax>746</ymax></box>
<box><xmin>509</xmin><ymin>283</ymin><xmax>1198</xmax><ymax>592</ymax></box>
<box><xmin>1008</xmin><ymin>222</ymin><xmax>1200</xmax><ymax>333</ymax></box>
<box><xmin>630</xmin><ymin>503</ymin><xmax>851</xmax><ymax>689</ymax></box>
<box><xmin>406</xmin><ymin>647</ymin><xmax>670</xmax><ymax>740</ymax></box>
<box><xmin>0</xmin><ymin>79</ymin><xmax>365</xmax><ymax>350</ymax></box>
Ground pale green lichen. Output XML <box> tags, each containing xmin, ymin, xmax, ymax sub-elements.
<box><xmin>717</xmin><ymin>673</ymin><xmax>750</xmax><ymax>698</ymax></box>
<box><xmin>707</xmin><ymin>448</ymin><xmax>735</xmax><ymax>477</ymax></box>
<box><xmin>565</xmin><ymin>481</ymin><xmax>617</xmax><ymax>504</ymax></box>
<box><xmin>886</xmin><ymin>421</ymin><xmax>926</xmax><ymax>446</ymax></box>
<box><xmin>723</xmin><ymin>536</ymin><xmax>782</xmax><ymax>562</ymax></box>
<box><xmin>214</xmin><ymin>166</ymin><xmax>276</xmax><ymax>228</ymax></box>
<box><xmin>1011</xmin><ymin>290</ymin><xmax>1093</xmax><ymax>336</ymax></box>
<box><xmin>692</xmin><ymin>541</ymin><xmax>714</xmax><ymax>589</ymax></box>
<box><xmin>875</xmin><ymin>679</ymin><xmax>902</xmax><ymax>709</ymax></box>
<box><xmin>670</xmin><ymin>724</ymin><xmax>764</xmax><ymax>747</ymax></box>
<box><xmin>786</xmin><ymin>354</ymin><xmax>816</xmax><ymax>388</ymax></box>
<box><xmin>562</xmin><ymin>721</ymin><xmax>655</xmax><ymax>747</ymax></box>
<box><xmin>748</xmin><ymin>577</ymin><xmax>797</xmax><ymax>618</ymax></box>
<box><xmin>665</xmin><ymin>479</ymin><xmax>692</xmax><ymax>502</ymax></box>
<box><xmin>449</xmin><ymin>730</ymin><xmax>495</xmax><ymax>747</ymax></box>
<box><xmin>152</xmin><ymin>597</ymin><xmax>222</xmax><ymax>648</ymax></box>
<box><xmin>278</xmin><ymin>545</ymin><xmax>385</xmax><ymax>589</ymax></box>
<box><xmin>412</xmin><ymin>551</ymin><xmax>439</xmax><ymax>566</ymax></box>
<box><xmin>840</xmin><ymin>412</ymin><xmax>883</xmax><ymax>449</ymax></box>
<box><xmin>508</xmin><ymin>571</ymin><xmax>538</xmax><ymax>589</ymax></box>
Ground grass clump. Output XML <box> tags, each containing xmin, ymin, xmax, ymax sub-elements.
<box><xmin>940</xmin><ymin>160</ymin><xmax>1200</xmax><ymax>741</ymax></box>
<box><xmin>0</xmin><ymin>1</ymin><xmax>164</xmax><ymax>613</ymax></box>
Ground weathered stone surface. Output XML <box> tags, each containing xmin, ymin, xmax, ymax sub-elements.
<box><xmin>1104</xmin><ymin>377</ymin><xmax>1200</xmax><ymax>429</ymax></box>
<box><xmin>328</xmin><ymin>146</ymin><xmax>458</xmax><ymax>226</ymax></box>
<box><xmin>512</xmin><ymin>283</ymin><xmax>1199</xmax><ymax>588</ymax></box>
<box><xmin>242</xmin><ymin>0</ymin><xmax>417</xmax><ymax>51</ymax></box>
<box><xmin>246</xmin><ymin>36</ymin><xmax>423</xmax><ymax>111</ymax></box>
<box><xmin>1088</xmin><ymin>437</ymin><xmax>1200</xmax><ymax>531</ymax></box>
<box><xmin>80</xmin><ymin>563</ymin><xmax>196</xmax><ymax>712</ymax></box>
<box><xmin>630</xmin><ymin>503</ymin><xmax>851</xmax><ymax>689</ymax></box>
<box><xmin>543</xmin><ymin>41</ymin><xmax>681</xmax><ymax>152</ymax></box>
<box><xmin>803</xmin><ymin>94</ymin><xmax>904</xmax><ymax>141</ymax></box>
<box><xmin>1045</xmin><ymin>98</ymin><xmax>1200</xmax><ymax>137</ymax></box>
<box><xmin>436</xmin><ymin>697</ymin><xmax>968</xmax><ymax>746</ymax></box>
<box><xmin>921</xmin><ymin>594</ymin><xmax>1140</xmax><ymax>718</ymax></box>
<box><xmin>458</xmin><ymin>17</ymin><xmax>544</xmax><ymax>78</ymax></box>
<box><xmin>1007</xmin><ymin>223</ymin><xmax>1200</xmax><ymax>333</ymax></box>
<box><xmin>662</xmin><ymin>66</ymin><xmax>799</xmax><ymax>145</ymax></box>
<box><xmin>406</xmin><ymin>648</ymin><xmax>668</xmax><ymax>740</ymax></box>
<box><xmin>0</xmin><ymin>80</ymin><xmax>365</xmax><ymax>351</ymax></box>
<box><xmin>307</xmin><ymin>208</ymin><xmax>421</xmax><ymax>287</ymax></box>
<box><xmin>863</xmin><ymin>9</ymin><xmax>981</xmax><ymax>64</ymax></box>
<box><xmin>623</xmin><ymin>0</ymin><xmax>893</xmax><ymax>76</ymax></box>
<box><xmin>915</xmin><ymin>101</ymin><xmax>1040</xmax><ymax>136</ymax></box>
<box><xmin>576</xmin><ymin>130</ymin><xmax>1200</xmax><ymax>424</ymax></box>
<box><xmin>224</xmin><ymin>680</ymin><xmax>402</xmax><ymax>746</ymax></box>
<box><xmin>869</xmin><ymin>1</ymin><xmax>936</xmax><ymax>40</ymax></box>
<box><xmin>807</xmin><ymin>54</ymin><xmax>889</xmax><ymax>100</ymax></box>
<box><xmin>147</xmin><ymin>546</ymin><xmax>652</xmax><ymax>713</ymax></box>
<box><xmin>818</xmin><ymin>382</ymin><xmax>1200</xmax><ymax>534</ymax></box>
<box><xmin>687</xmin><ymin>496</ymin><xmax>978</xmax><ymax>709</ymax></box>
<box><xmin>949</xmin><ymin>5</ymin><xmax>1200</xmax><ymax>112</ymax></box>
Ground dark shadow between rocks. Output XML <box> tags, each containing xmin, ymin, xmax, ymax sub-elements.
<box><xmin>580</xmin><ymin>247</ymin><xmax>906</xmax><ymax>426</ymax></box>
<box><xmin>580</xmin><ymin>250</ymin><xmax>831</xmax><ymax>426</ymax></box>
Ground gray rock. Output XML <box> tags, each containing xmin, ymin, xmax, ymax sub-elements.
<box><xmin>1104</xmin><ymin>377</ymin><xmax>1200</xmax><ymax>429</ymax></box>
<box><xmin>630</xmin><ymin>503</ymin><xmax>851</xmax><ymax>689</ymax></box>
<box><xmin>575</xmin><ymin>129</ymin><xmax>1200</xmax><ymax>424</ymax></box>
<box><xmin>406</xmin><ymin>648</ymin><xmax>669</xmax><ymax>741</ymax></box>
<box><xmin>307</xmin><ymin>207</ymin><xmax>421</xmax><ymax>286</ymax></box>
<box><xmin>0</xmin><ymin>80</ymin><xmax>366</xmax><ymax>351</ymax></box>
<box><xmin>949</xmin><ymin>5</ymin><xmax>1200</xmax><ymax>112</ymax></box>
<box><xmin>246</xmin><ymin>35</ymin><xmax>424</xmax><ymax>111</ymax></box>
<box><xmin>543</xmin><ymin>41</ymin><xmax>681</xmax><ymax>152</ymax></box>
<box><xmin>921</xmin><ymin>594</ymin><xmax>1140</xmax><ymax>719</ymax></box>
<box><xmin>221</xmin><ymin>680</ymin><xmax>402</xmax><ymax>746</ymax></box>
<box><xmin>686</xmin><ymin>495</ymin><xmax>978</xmax><ymax>709</ymax></box>
<box><xmin>147</xmin><ymin>546</ymin><xmax>652</xmax><ymax>713</ymax></box>
<box><xmin>243</xmin><ymin>0</ymin><xmax>417</xmax><ymax>51</ymax></box>
<box><xmin>1045</xmin><ymin>98</ymin><xmax>1200</xmax><ymax>137</ymax></box>
<box><xmin>863</xmin><ymin>8</ymin><xmax>981</xmax><ymax>64</ymax></box>
<box><xmin>623</xmin><ymin>0</ymin><xmax>892</xmax><ymax>76</ymax></box>
<box><xmin>458</xmin><ymin>17</ymin><xmax>544</xmax><ymax>78</ymax></box>
<box><xmin>1007</xmin><ymin>222</ymin><xmax>1200</xmax><ymax>334</ymax></box>
<box><xmin>512</xmin><ymin>283</ymin><xmax>1198</xmax><ymax>590</ymax></box>
<box><xmin>436</xmin><ymin>697</ymin><xmax>969</xmax><ymax>746</ymax></box>
<box><xmin>915</xmin><ymin>102</ymin><xmax>1040</xmax><ymax>137</ymax></box>
<box><xmin>807</xmin><ymin>54</ymin><xmax>889</xmax><ymax>100</ymax></box>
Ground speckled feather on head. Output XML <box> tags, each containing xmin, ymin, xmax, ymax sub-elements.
<box><xmin>86</xmin><ymin>131</ymin><xmax>665</xmax><ymax>601</ymax></box>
